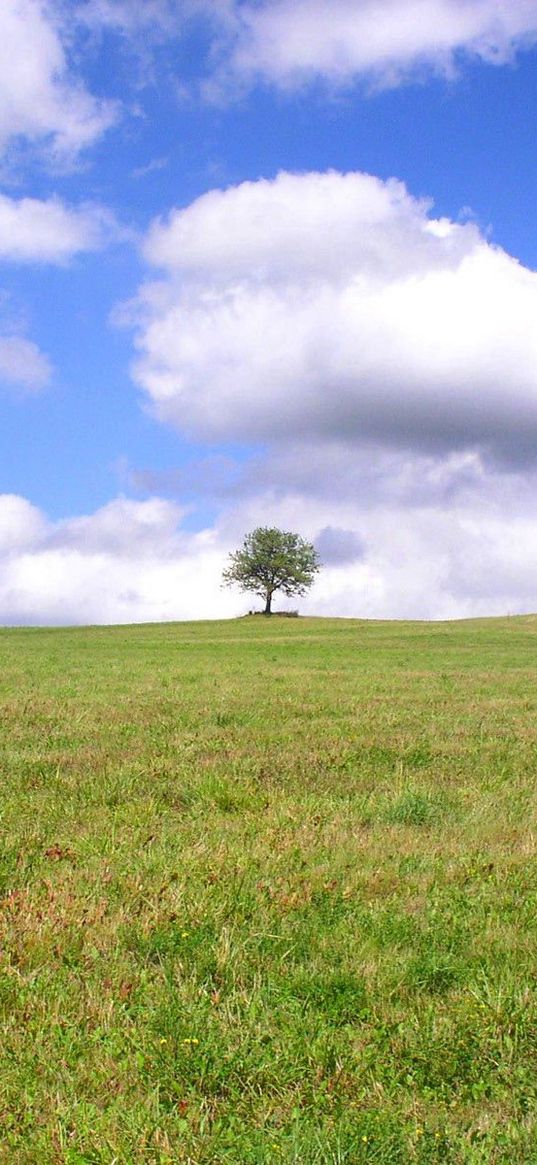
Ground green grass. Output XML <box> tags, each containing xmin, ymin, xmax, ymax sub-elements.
<box><xmin>2</xmin><ymin>613</ymin><xmax>537</xmax><ymax>1163</ymax></box>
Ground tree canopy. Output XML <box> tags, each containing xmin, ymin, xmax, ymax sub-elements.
<box><xmin>222</xmin><ymin>527</ymin><xmax>320</xmax><ymax>615</ymax></box>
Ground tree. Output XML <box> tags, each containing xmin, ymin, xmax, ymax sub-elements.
<box><xmin>222</xmin><ymin>527</ymin><xmax>320</xmax><ymax>615</ymax></box>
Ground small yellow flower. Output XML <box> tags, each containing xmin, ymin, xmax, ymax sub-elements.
<box><xmin>159</xmin><ymin>1038</ymin><xmax>168</xmax><ymax>1045</ymax></box>
<box><xmin>362</xmin><ymin>1135</ymin><xmax>368</xmax><ymax>1142</ymax></box>
<box><xmin>181</xmin><ymin>931</ymin><xmax>189</xmax><ymax>938</ymax></box>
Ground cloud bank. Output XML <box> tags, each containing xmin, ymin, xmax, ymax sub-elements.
<box><xmin>2</xmin><ymin>465</ymin><xmax>537</xmax><ymax>624</ymax></box>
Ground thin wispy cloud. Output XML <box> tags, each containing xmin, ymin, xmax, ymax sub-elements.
<box><xmin>0</xmin><ymin>335</ymin><xmax>51</xmax><ymax>391</ymax></box>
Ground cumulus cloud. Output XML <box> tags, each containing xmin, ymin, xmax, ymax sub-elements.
<box><xmin>221</xmin><ymin>0</ymin><xmax>537</xmax><ymax>91</ymax></box>
<box><xmin>0</xmin><ymin>194</ymin><xmax>120</xmax><ymax>262</ymax></box>
<box><xmin>0</xmin><ymin>0</ymin><xmax>115</xmax><ymax>160</ymax></box>
<box><xmin>0</xmin><ymin>335</ymin><xmax>51</xmax><ymax>391</ymax></box>
<box><xmin>132</xmin><ymin>169</ymin><xmax>537</xmax><ymax>465</ymax></box>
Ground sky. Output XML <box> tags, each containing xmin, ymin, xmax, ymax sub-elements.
<box><xmin>2</xmin><ymin>0</ymin><xmax>537</xmax><ymax>624</ymax></box>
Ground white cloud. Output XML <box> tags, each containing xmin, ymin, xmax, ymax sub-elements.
<box><xmin>0</xmin><ymin>194</ymin><xmax>120</xmax><ymax>262</ymax></box>
<box><xmin>0</xmin><ymin>335</ymin><xmax>51</xmax><ymax>390</ymax></box>
<box><xmin>133</xmin><ymin>170</ymin><xmax>537</xmax><ymax>463</ymax></box>
<box><xmin>0</xmin><ymin>0</ymin><xmax>115</xmax><ymax>160</ymax></box>
<box><xmin>221</xmin><ymin>0</ymin><xmax>537</xmax><ymax>91</ymax></box>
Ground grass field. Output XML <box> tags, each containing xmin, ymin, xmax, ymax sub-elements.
<box><xmin>2</xmin><ymin>614</ymin><xmax>537</xmax><ymax>1164</ymax></box>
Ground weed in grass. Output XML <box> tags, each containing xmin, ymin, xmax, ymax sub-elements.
<box><xmin>385</xmin><ymin>789</ymin><xmax>445</xmax><ymax>826</ymax></box>
<box><xmin>404</xmin><ymin>951</ymin><xmax>460</xmax><ymax>995</ymax></box>
<box><xmin>287</xmin><ymin>970</ymin><xmax>369</xmax><ymax>1024</ymax></box>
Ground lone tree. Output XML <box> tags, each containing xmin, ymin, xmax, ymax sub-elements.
<box><xmin>222</xmin><ymin>526</ymin><xmax>320</xmax><ymax>615</ymax></box>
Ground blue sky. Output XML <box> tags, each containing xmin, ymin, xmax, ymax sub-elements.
<box><xmin>2</xmin><ymin>0</ymin><xmax>537</xmax><ymax>624</ymax></box>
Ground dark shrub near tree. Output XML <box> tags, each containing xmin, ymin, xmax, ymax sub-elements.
<box><xmin>222</xmin><ymin>526</ymin><xmax>320</xmax><ymax>615</ymax></box>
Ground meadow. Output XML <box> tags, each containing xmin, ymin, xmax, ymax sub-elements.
<box><xmin>2</xmin><ymin>614</ymin><xmax>537</xmax><ymax>1164</ymax></box>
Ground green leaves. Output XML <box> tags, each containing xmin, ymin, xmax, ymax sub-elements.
<box><xmin>222</xmin><ymin>526</ymin><xmax>320</xmax><ymax>612</ymax></box>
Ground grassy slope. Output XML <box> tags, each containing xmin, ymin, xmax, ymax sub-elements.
<box><xmin>1</xmin><ymin>615</ymin><xmax>537</xmax><ymax>1163</ymax></box>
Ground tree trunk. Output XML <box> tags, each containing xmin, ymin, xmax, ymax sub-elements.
<box><xmin>264</xmin><ymin>591</ymin><xmax>272</xmax><ymax>615</ymax></box>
